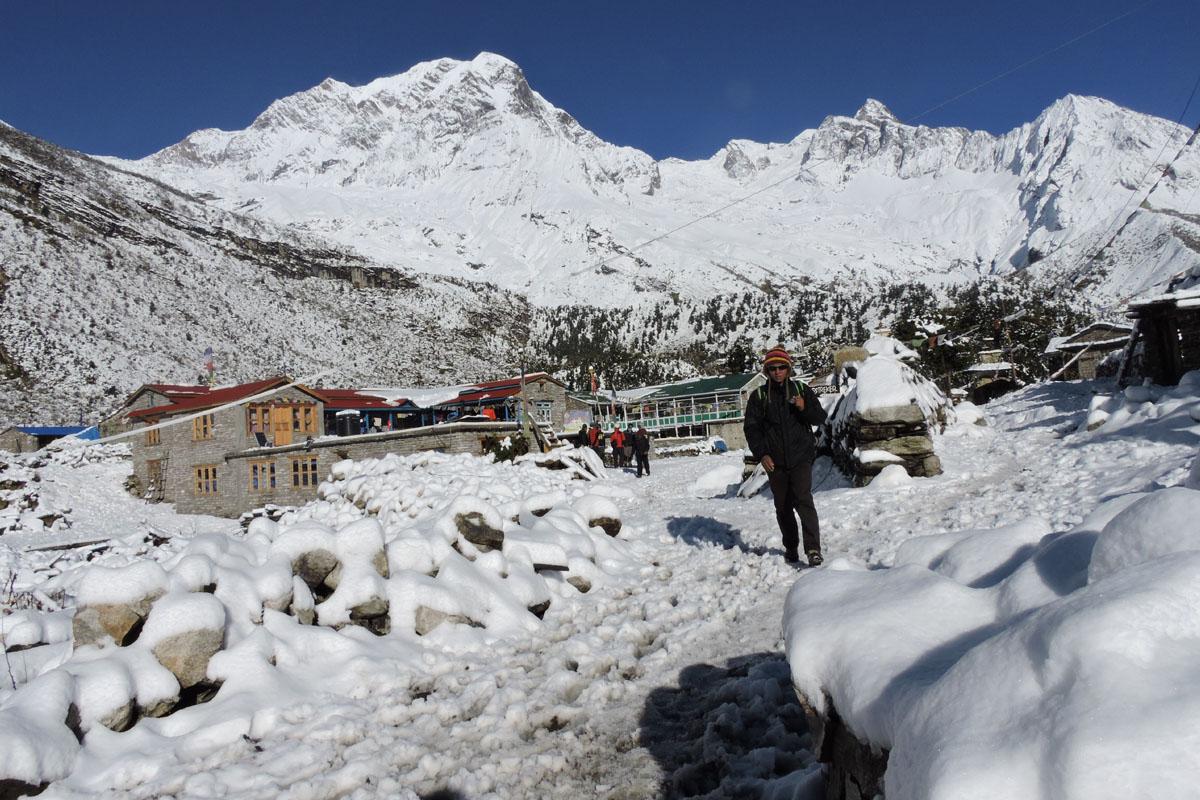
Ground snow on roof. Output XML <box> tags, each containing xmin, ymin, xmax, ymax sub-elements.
<box><xmin>965</xmin><ymin>361</ymin><xmax>1014</xmax><ymax>372</ymax></box>
<box><xmin>1129</xmin><ymin>284</ymin><xmax>1200</xmax><ymax>310</ymax></box>
<box><xmin>313</xmin><ymin>388</ymin><xmax>415</xmax><ymax>410</ymax></box>
<box><xmin>1044</xmin><ymin>335</ymin><xmax>1070</xmax><ymax>355</ymax></box>
<box><xmin>365</xmin><ymin>374</ymin><xmax>556</xmax><ymax>409</ymax></box>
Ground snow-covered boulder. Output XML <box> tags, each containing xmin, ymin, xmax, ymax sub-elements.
<box><xmin>71</xmin><ymin>561</ymin><xmax>170</xmax><ymax>647</ymax></box>
<box><xmin>140</xmin><ymin>593</ymin><xmax>226</xmax><ymax>689</ymax></box>
<box><xmin>784</xmin><ymin>485</ymin><xmax>1200</xmax><ymax>799</ymax></box>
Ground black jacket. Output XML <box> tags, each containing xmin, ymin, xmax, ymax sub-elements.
<box><xmin>743</xmin><ymin>378</ymin><xmax>827</xmax><ymax>468</ymax></box>
<box><xmin>633</xmin><ymin>430</ymin><xmax>651</xmax><ymax>454</ymax></box>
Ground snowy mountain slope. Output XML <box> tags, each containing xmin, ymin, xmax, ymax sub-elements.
<box><xmin>117</xmin><ymin>53</ymin><xmax>1200</xmax><ymax>306</ymax></box>
<box><xmin>0</xmin><ymin>121</ymin><xmax>531</xmax><ymax>426</ymax></box>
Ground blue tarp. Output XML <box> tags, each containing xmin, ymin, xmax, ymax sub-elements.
<box><xmin>16</xmin><ymin>426</ymin><xmax>88</xmax><ymax>437</ymax></box>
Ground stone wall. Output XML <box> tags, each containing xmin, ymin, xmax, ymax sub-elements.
<box><xmin>0</xmin><ymin>429</ymin><xmax>37</xmax><ymax>454</ymax></box>
<box><xmin>832</xmin><ymin>402</ymin><xmax>942</xmax><ymax>486</ymax></box>
<box><xmin>707</xmin><ymin>419</ymin><xmax>748</xmax><ymax>450</ymax></box>
<box><xmin>522</xmin><ymin>377</ymin><xmax>568</xmax><ymax>429</ymax></box>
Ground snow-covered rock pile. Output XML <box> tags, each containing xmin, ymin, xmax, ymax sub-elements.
<box><xmin>0</xmin><ymin>458</ymin><xmax>69</xmax><ymax>536</ymax></box>
<box><xmin>784</xmin><ymin>484</ymin><xmax>1200</xmax><ymax>800</ymax></box>
<box><xmin>1084</xmin><ymin>370</ymin><xmax>1200</xmax><ymax>434</ymax></box>
<box><xmin>0</xmin><ymin>443</ymin><xmax>128</xmax><ymax>536</ymax></box>
<box><xmin>828</xmin><ymin>346</ymin><xmax>950</xmax><ymax>485</ymax></box>
<box><xmin>0</xmin><ymin>450</ymin><xmax>639</xmax><ymax>793</ymax></box>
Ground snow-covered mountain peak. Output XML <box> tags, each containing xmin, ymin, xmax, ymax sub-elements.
<box><xmin>854</xmin><ymin>98</ymin><xmax>900</xmax><ymax>126</ymax></box>
<box><xmin>103</xmin><ymin>57</ymin><xmax>1199</xmax><ymax>308</ymax></box>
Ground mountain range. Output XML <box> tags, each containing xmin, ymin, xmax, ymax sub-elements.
<box><xmin>2</xmin><ymin>52</ymin><xmax>1198</xmax><ymax>424</ymax></box>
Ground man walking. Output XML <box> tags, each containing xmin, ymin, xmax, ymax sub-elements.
<box><xmin>633</xmin><ymin>426</ymin><xmax>652</xmax><ymax>477</ymax></box>
<box><xmin>743</xmin><ymin>345</ymin><xmax>827</xmax><ymax>566</ymax></box>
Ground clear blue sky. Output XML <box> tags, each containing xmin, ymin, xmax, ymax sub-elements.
<box><xmin>1</xmin><ymin>0</ymin><xmax>1196</xmax><ymax>161</ymax></box>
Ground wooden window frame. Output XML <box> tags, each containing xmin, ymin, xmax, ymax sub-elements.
<box><xmin>192</xmin><ymin>413</ymin><xmax>214</xmax><ymax>441</ymax></box>
<box><xmin>246</xmin><ymin>404</ymin><xmax>271</xmax><ymax>436</ymax></box>
<box><xmin>290</xmin><ymin>455</ymin><xmax>319</xmax><ymax>488</ymax></box>
<box><xmin>145</xmin><ymin>425</ymin><xmax>160</xmax><ymax>446</ymax></box>
<box><xmin>248</xmin><ymin>460</ymin><xmax>276</xmax><ymax>492</ymax></box>
<box><xmin>193</xmin><ymin>464</ymin><xmax>219</xmax><ymax>496</ymax></box>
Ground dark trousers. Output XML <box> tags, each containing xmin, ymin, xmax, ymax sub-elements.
<box><xmin>635</xmin><ymin>452</ymin><xmax>650</xmax><ymax>476</ymax></box>
<box><xmin>767</xmin><ymin>461</ymin><xmax>820</xmax><ymax>555</ymax></box>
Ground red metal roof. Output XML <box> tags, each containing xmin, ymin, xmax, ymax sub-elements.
<box><xmin>312</xmin><ymin>389</ymin><xmax>412</xmax><ymax>410</ymax></box>
<box><xmin>434</xmin><ymin>373</ymin><xmax>555</xmax><ymax>407</ymax></box>
<box><xmin>128</xmin><ymin>377</ymin><xmax>293</xmax><ymax>419</ymax></box>
<box><xmin>439</xmin><ymin>385</ymin><xmax>523</xmax><ymax>406</ymax></box>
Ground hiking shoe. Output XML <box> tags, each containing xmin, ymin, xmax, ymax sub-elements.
<box><xmin>807</xmin><ymin>550</ymin><xmax>823</xmax><ymax>567</ymax></box>
<box><xmin>784</xmin><ymin>549</ymin><xmax>800</xmax><ymax>564</ymax></box>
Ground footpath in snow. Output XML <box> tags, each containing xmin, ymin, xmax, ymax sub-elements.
<box><xmin>0</xmin><ymin>375</ymin><xmax>1197</xmax><ymax>799</ymax></box>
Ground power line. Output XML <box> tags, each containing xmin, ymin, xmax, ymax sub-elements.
<box><xmin>566</xmin><ymin>0</ymin><xmax>1161</xmax><ymax>282</ymax></box>
<box><xmin>1053</xmin><ymin>75</ymin><xmax>1200</xmax><ymax>290</ymax></box>
<box><xmin>906</xmin><ymin>0</ymin><xmax>1157</xmax><ymax>125</ymax></box>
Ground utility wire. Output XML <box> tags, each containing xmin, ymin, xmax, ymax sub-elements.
<box><xmin>566</xmin><ymin>0</ymin><xmax>1161</xmax><ymax>282</ymax></box>
<box><xmin>1052</xmin><ymin>72</ymin><xmax>1200</xmax><ymax>289</ymax></box>
<box><xmin>906</xmin><ymin>0</ymin><xmax>1157</xmax><ymax>125</ymax></box>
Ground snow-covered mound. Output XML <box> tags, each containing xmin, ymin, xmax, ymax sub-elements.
<box><xmin>783</xmin><ymin>482</ymin><xmax>1200</xmax><ymax>799</ymax></box>
<box><xmin>0</xmin><ymin>450</ymin><xmax>639</xmax><ymax>791</ymax></box>
<box><xmin>1084</xmin><ymin>369</ymin><xmax>1200</xmax><ymax>435</ymax></box>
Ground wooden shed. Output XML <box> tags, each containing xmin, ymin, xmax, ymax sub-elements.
<box><xmin>1121</xmin><ymin>286</ymin><xmax>1200</xmax><ymax>386</ymax></box>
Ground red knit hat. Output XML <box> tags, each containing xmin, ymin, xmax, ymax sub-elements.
<box><xmin>762</xmin><ymin>345</ymin><xmax>793</xmax><ymax>370</ymax></box>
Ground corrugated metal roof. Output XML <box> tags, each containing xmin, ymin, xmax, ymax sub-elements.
<box><xmin>314</xmin><ymin>389</ymin><xmax>415</xmax><ymax>410</ymax></box>
<box><xmin>641</xmin><ymin>373</ymin><xmax>759</xmax><ymax>400</ymax></box>
<box><xmin>128</xmin><ymin>377</ymin><xmax>296</xmax><ymax>419</ymax></box>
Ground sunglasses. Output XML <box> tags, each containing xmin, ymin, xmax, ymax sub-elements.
<box><xmin>767</xmin><ymin>365</ymin><xmax>790</xmax><ymax>373</ymax></box>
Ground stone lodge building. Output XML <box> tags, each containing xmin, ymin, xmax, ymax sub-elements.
<box><xmin>126</xmin><ymin>376</ymin><xmax>522</xmax><ymax>517</ymax></box>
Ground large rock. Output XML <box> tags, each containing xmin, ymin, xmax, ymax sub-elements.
<box><xmin>414</xmin><ymin>606</ymin><xmax>476</xmax><ymax>636</ymax></box>
<box><xmin>349</xmin><ymin>596</ymin><xmax>390</xmax><ymax>635</ymax></box>
<box><xmin>857</xmin><ymin>403</ymin><xmax>926</xmax><ymax>425</ymax></box>
<box><xmin>97</xmin><ymin>699</ymin><xmax>136</xmax><ymax>733</ymax></box>
<box><xmin>589</xmin><ymin>516</ymin><xmax>622</xmax><ymax>537</ymax></box>
<box><xmin>796</xmin><ymin>692</ymin><xmax>888</xmax><ymax>800</ymax></box>
<box><xmin>455</xmin><ymin>512</ymin><xmax>504</xmax><ymax>551</ymax></box>
<box><xmin>71</xmin><ymin>588</ymin><xmax>164</xmax><ymax>648</ymax></box>
<box><xmin>152</xmin><ymin>628</ymin><xmax>223</xmax><ymax>689</ymax></box>
<box><xmin>860</xmin><ymin>435</ymin><xmax>935</xmax><ymax>457</ymax></box>
<box><xmin>292</xmin><ymin>549</ymin><xmax>338</xmax><ymax>588</ymax></box>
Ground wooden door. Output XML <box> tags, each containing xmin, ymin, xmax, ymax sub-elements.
<box><xmin>271</xmin><ymin>406</ymin><xmax>293</xmax><ymax>446</ymax></box>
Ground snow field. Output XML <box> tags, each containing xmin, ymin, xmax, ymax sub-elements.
<box><xmin>1</xmin><ymin>375</ymin><xmax>1197</xmax><ymax>798</ymax></box>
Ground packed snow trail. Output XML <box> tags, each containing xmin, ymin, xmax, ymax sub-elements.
<box><xmin>11</xmin><ymin>379</ymin><xmax>1196</xmax><ymax>799</ymax></box>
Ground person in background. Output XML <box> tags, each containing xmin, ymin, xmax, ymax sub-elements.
<box><xmin>633</xmin><ymin>426</ymin><xmax>652</xmax><ymax>477</ymax></box>
<box><xmin>623</xmin><ymin>425</ymin><xmax>636</xmax><ymax>469</ymax></box>
<box><xmin>610</xmin><ymin>426</ymin><xmax>626</xmax><ymax>468</ymax></box>
<box><xmin>574</xmin><ymin>424</ymin><xmax>591</xmax><ymax>449</ymax></box>
<box><xmin>743</xmin><ymin>345</ymin><xmax>827</xmax><ymax>567</ymax></box>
